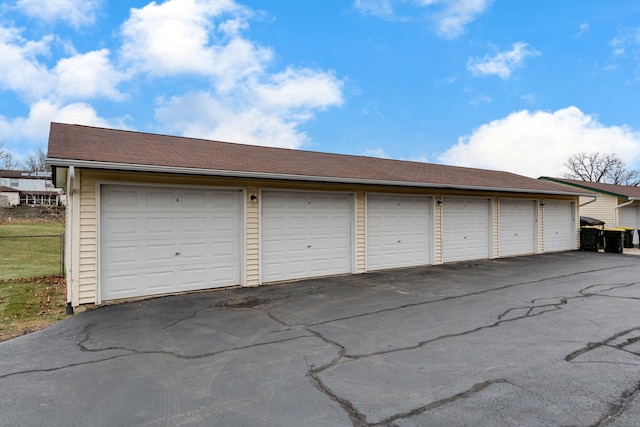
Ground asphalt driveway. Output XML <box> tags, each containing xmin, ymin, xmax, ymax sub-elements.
<box><xmin>1</xmin><ymin>252</ymin><xmax>640</xmax><ymax>426</ymax></box>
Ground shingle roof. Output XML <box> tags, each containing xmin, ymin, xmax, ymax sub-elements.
<box><xmin>47</xmin><ymin>122</ymin><xmax>589</xmax><ymax>195</ymax></box>
<box><xmin>0</xmin><ymin>185</ymin><xmax>19</xmax><ymax>192</ymax></box>
<box><xmin>540</xmin><ymin>177</ymin><xmax>640</xmax><ymax>199</ymax></box>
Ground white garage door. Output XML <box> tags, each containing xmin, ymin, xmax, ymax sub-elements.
<box><xmin>262</xmin><ymin>191</ymin><xmax>352</xmax><ymax>282</ymax></box>
<box><xmin>366</xmin><ymin>194</ymin><xmax>432</xmax><ymax>271</ymax></box>
<box><xmin>499</xmin><ymin>199</ymin><xmax>537</xmax><ymax>257</ymax></box>
<box><xmin>619</xmin><ymin>206</ymin><xmax>639</xmax><ymax>245</ymax></box>
<box><xmin>543</xmin><ymin>200</ymin><xmax>575</xmax><ymax>252</ymax></box>
<box><xmin>100</xmin><ymin>185</ymin><xmax>242</xmax><ymax>302</ymax></box>
<box><xmin>442</xmin><ymin>197</ymin><xmax>491</xmax><ymax>263</ymax></box>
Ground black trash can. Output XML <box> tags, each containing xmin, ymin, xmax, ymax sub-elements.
<box><xmin>603</xmin><ymin>229</ymin><xmax>624</xmax><ymax>253</ymax></box>
<box><xmin>620</xmin><ymin>227</ymin><xmax>635</xmax><ymax>248</ymax></box>
<box><xmin>580</xmin><ymin>227</ymin><xmax>601</xmax><ymax>251</ymax></box>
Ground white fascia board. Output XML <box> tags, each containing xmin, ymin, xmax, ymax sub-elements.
<box><xmin>46</xmin><ymin>158</ymin><xmax>587</xmax><ymax>197</ymax></box>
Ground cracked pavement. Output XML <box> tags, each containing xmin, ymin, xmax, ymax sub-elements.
<box><xmin>1</xmin><ymin>252</ymin><xmax>640</xmax><ymax>426</ymax></box>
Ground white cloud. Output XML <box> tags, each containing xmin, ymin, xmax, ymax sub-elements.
<box><xmin>155</xmin><ymin>91</ymin><xmax>310</xmax><ymax>148</ymax></box>
<box><xmin>434</xmin><ymin>0</ymin><xmax>492</xmax><ymax>39</ymax></box>
<box><xmin>120</xmin><ymin>0</ymin><xmax>272</xmax><ymax>89</ymax></box>
<box><xmin>0</xmin><ymin>100</ymin><xmax>115</xmax><ymax>158</ymax></box>
<box><xmin>124</xmin><ymin>0</ymin><xmax>346</xmax><ymax>148</ymax></box>
<box><xmin>467</xmin><ymin>42</ymin><xmax>540</xmax><ymax>79</ymax></box>
<box><xmin>0</xmin><ymin>27</ymin><xmax>54</xmax><ymax>100</ymax></box>
<box><xmin>15</xmin><ymin>0</ymin><xmax>103</xmax><ymax>28</ymax></box>
<box><xmin>354</xmin><ymin>0</ymin><xmax>491</xmax><ymax>38</ymax></box>
<box><xmin>53</xmin><ymin>49</ymin><xmax>125</xmax><ymax>100</ymax></box>
<box><xmin>252</xmin><ymin>67</ymin><xmax>343</xmax><ymax>111</ymax></box>
<box><xmin>438</xmin><ymin>106</ymin><xmax>640</xmax><ymax>178</ymax></box>
<box><xmin>0</xmin><ymin>26</ymin><xmax>125</xmax><ymax>102</ymax></box>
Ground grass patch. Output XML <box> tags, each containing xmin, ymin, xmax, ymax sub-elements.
<box><xmin>0</xmin><ymin>221</ymin><xmax>65</xmax><ymax>280</ymax></box>
<box><xmin>0</xmin><ymin>277</ymin><xmax>67</xmax><ymax>342</ymax></box>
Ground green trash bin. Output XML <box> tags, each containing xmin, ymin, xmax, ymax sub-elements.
<box><xmin>620</xmin><ymin>227</ymin><xmax>635</xmax><ymax>248</ymax></box>
<box><xmin>603</xmin><ymin>228</ymin><xmax>624</xmax><ymax>253</ymax></box>
<box><xmin>580</xmin><ymin>227</ymin><xmax>601</xmax><ymax>251</ymax></box>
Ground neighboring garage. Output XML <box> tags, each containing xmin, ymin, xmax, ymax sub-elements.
<box><xmin>442</xmin><ymin>197</ymin><xmax>491</xmax><ymax>263</ymax></box>
<box><xmin>498</xmin><ymin>198</ymin><xmax>537</xmax><ymax>257</ymax></box>
<box><xmin>261</xmin><ymin>191</ymin><xmax>354</xmax><ymax>282</ymax></box>
<box><xmin>542</xmin><ymin>200</ymin><xmax>576</xmax><ymax>252</ymax></box>
<box><xmin>366</xmin><ymin>194</ymin><xmax>432</xmax><ymax>270</ymax></box>
<box><xmin>99</xmin><ymin>185</ymin><xmax>242</xmax><ymax>302</ymax></box>
<box><xmin>47</xmin><ymin>123</ymin><xmax>591</xmax><ymax>307</ymax></box>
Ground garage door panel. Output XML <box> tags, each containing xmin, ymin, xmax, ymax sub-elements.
<box><xmin>261</xmin><ymin>191</ymin><xmax>353</xmax><ymax>282</ymax></box>
<box><xmin>100</xmin><ymin>185</ymin><xmax>241</xmax><ymax>301</ymax></box>
<box><xmin>499</xmin><ymin>199</ymin><xmax>536</xmax><ymax>257</ymax></box>
<box><xmin>543</xmin><ymin>201</ymin><xmax>574</xmax><ymax>252</ymax></box>
<box><xmin>367</xmin><ymin>195</ymin><xmax>432</xmax><ymax>271</ymax></box>
<box><xmin>442</xmin><ymin>198</ymin><xmax>490</xmax><ymax>263</ymax></box>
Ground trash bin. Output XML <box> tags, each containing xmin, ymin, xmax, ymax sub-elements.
<box><xmin>580</xmin><ymin>226</ymin><xmax>601</xmax><ymax>251</ymax></box>
<box><xmin>603</xmin><ymin>228</ymin><xmax>624</xmax><ymax>253</ymax></box>
<box><xmin>620</xmin><ymin>227</ymin><xmax>635</xmax><ymax>248</ymax></box>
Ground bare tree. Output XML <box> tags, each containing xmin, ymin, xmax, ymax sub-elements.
<box><xmin>0</xmin><ymin>140</ymin><xmax>18</xmax><ymax>169</ymax></box>
<box><xmin>564</xmin><ymin>152</ymin><xmax>640</xmax><ymax>186</ymax></box>
<box><xmin>23</xmin><ymin>147</ymin><xmax>50</xmax><ymax>173</ymax></box>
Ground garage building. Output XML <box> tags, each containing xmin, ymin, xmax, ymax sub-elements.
<box><xmin>47</xmin><ymin>123</ymin><xmax>588</xmax><ymax>307</ymax></box>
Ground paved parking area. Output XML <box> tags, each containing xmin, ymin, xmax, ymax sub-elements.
<box><xmin>1</xmin><ymin>251</ymin><xmax>640</xmax><ymax>426</ymax></box>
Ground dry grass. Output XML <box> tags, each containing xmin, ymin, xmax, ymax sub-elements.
<box><xmin>0</xmin><ymin>277</ymin><xmax>67</xmax><ymax>342</ymax></box>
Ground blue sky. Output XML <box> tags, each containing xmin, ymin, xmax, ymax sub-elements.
<box><xmin>2</xmin><ymin>0</ymin><xmax>640</xmax><ymax>177</ymax></box>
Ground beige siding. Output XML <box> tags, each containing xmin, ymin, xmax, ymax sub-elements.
<box><xmin>65</xmin><ymin>168</ymin><xmax>581</xmax><ymax>306</ymax></box>
<box><xmin>578</xmin><ymin>195</ymin><xmax>617</xmax><ymax>227</ymax></box>
<box><xmin>356</xmin><ymin>191</ymin><xmax>366</xmax><ymax>273</ymax></box>
<box><xmin>78</xmin><ymin>172</ymin><xmax>97</xmax><ymax>305</ymax></box>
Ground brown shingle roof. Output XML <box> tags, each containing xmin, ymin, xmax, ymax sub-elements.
<box><xmin>0</xmin><ymin>185</ymin><xmax>19</xmax><ymax>192</ymax></box>
<box><xmin>541</xmin><ymin>177</ymin><xmax>640</xmax><ymax>199</ymax></box>
<box><xmin>47</xmin><ymin>122</ymin><xmax>588</xmax><ymax>195</ymax></box>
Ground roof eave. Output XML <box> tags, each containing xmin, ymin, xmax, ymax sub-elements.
<box><xmin>47</xmin><ymin>158</ymin><xmax>586</xmax><ymax>197</ymax></box>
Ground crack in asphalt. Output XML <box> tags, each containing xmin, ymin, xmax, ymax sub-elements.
<box><xmin>0</xmin><ymin>332</ymin><xmax>310</xmax><ymax>380</ymax></box>
<box><xmin>590</xmin><ymin>380</ymin><xmax>640</xmax><ymax>427</ymax></box>
<box><xmin>3</xmin><ymin>263</ymin><xmax>640</xmax><ymax>425</ymax></box>
<box><xmin>306</xmin><ymin>265</ymin><xmax>634</xmax><ymax>328</ymax></box>
<box><xmin>372</xmin><ymin>379</ymin><xmax>512</xmax><ymax>426</ymax></box>
<box><xmin>565</xmin><ymin>327</ymin><xmax>640</xmax><ymax>362</ymax></box>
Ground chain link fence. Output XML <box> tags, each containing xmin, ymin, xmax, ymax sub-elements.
<box><xmin>0</xmin><ymin>234</ymin><xmax>65</xmax><ymax>280</ymax></box>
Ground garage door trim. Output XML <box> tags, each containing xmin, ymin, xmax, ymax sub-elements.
<box><xmin>259</xmin><ymin>189</ymin><xmax>356</xmax><ymax>284</ymax></box>
<box><xmin>97</xmin><ymin>181</ymin><xmax>245</xmax><ymax>304</ymax></box>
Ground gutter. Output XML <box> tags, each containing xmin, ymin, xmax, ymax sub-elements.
<box><xmin>47</xmin><ymin>158</ymin><xmax>588</xmax><ymax>197</ymax></box>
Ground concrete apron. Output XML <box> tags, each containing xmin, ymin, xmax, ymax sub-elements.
<box><xmin>1</xmin><ymin>251</ymin><xmax>640</xmax><ymax>426</ymax></box>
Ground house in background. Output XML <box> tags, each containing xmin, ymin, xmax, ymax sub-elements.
<box><xmin>540</xmin><ymin>177</ymin><xmax>640</xmax><ymax>244</ymax></box>
<box><xmin>0</xmin><ymin>185</ymin><xmax>20</xmax><ymax>206</ymax></box>
<box><xmin>0</xmin><ymin>169</ymin><xmax>64</xmax><ymax>206</ymax></box>
<box><xmin>47</xmin><ymin>122</ymin><xmax>590</xmax><ymax>308</ymax></box>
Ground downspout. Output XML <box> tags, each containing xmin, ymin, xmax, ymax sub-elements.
<box><xmin>65</xmin><ymin>166</ymin><xmax>75</xmax><ymax>315</ymax></box>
